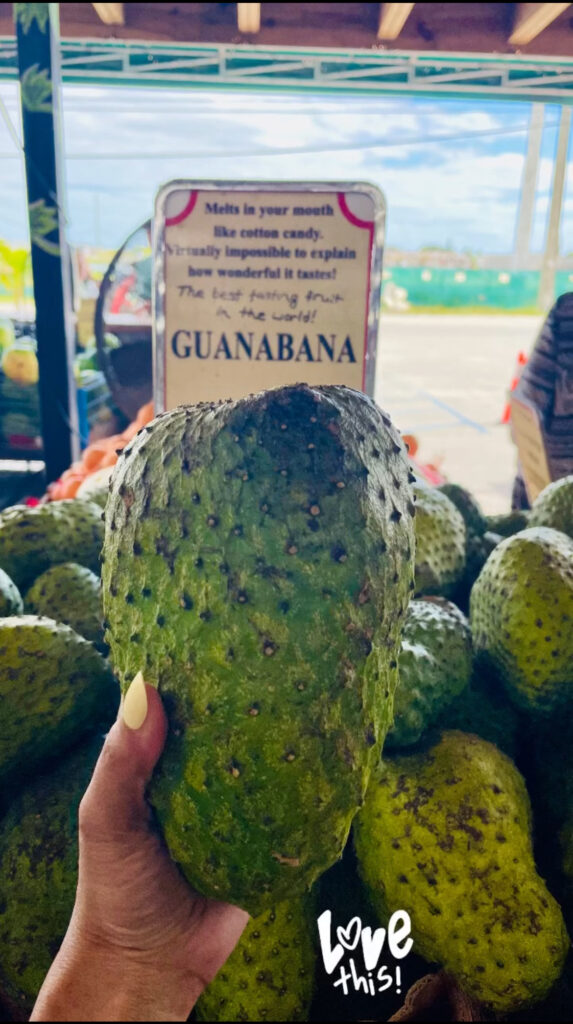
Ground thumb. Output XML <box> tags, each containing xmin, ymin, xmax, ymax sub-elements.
<box><xmin>79</xmin><ymin>672</ymin><xmax>167</xmax><ymax>838</ymax></box>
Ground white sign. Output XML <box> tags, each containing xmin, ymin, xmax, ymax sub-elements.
<box><xmin>153</xmin><ymin>182</ymin><xmax>385</xmax><ymax>410</ymax></box>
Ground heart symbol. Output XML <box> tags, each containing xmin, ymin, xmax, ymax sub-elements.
<box><xmin>361</xmin><ymin>925</ymin><xmax>386</xmax><ymax>971</ymax></box>
<box><xmin>337</xmin><ymin>916</ymin><xmax>362</xmax><ymax>951</ymax></box>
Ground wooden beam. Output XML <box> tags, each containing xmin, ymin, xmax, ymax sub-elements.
<box><xmin>92</xmin><ymin>3</ymin><xmax>125</xmax><ymax>26</ymax></box>
<box><xmin>237</xmin><ymin>3</ymin><xmax>261</xmax><ymax>34</ymax></box>
<box><xmin>377</xmin><ymin>2</ymin><xmax>415</xmax><ymax>41</ymax></box>
<box><xmin>510</xmin><ymin>2</ymin><xmax>570</xmax><ymax>45</ymax></box>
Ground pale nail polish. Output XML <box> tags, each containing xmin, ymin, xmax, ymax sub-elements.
<box><xmin>122</xmin><ymin>671</ymin><xmax>148</xmax><ymax>730</ymax></box>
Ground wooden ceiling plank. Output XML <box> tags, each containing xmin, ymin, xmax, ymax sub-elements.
<box><xmin>237</xmin><ymin>3</ymin><xmax>261</xmax><ymax>34</ymax></box>
<box><xmin>377</xmin><ymin>2</ymin><xmax>415</xmax><ymax>41</ymax></box>
<box><xmin>510</xmin><ymin>2</ymin><xmax>571</xmax><ymax>45</ymax></box>
<box><xmin>92</xmin><ymin>3</ymin><xmax>125</xmax><ymax>26</ymax></box>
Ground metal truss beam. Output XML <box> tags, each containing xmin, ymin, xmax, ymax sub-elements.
<box><xmin>1</xmin><ymin>39</ymin><xmax>573</xmax><ymax>103</ymax></box>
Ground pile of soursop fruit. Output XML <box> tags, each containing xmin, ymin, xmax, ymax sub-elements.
<box><xmin>1</xmin><ymin>383</ymin><xmax>573</xmax><ymax>1023</ymax></box>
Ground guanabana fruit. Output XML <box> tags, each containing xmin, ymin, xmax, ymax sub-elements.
<box><xmin>387</xmin><ymin>597</ymin><xmax>472</xmax><ymax>750</ymax></box>
<box><xmin>196</xmin><ymin>896</ymin><xmax>316</xmax><ymax>1023</ymax></box>
<box><xmin>103</xmin><ymin>384</ymin><xmax>415</xmax><ymax>914</ymax></box>
<box><xmin>354</xmin><ymin>731</ymin><xmax>569</xmax><ymax>1013</ymax></box>
<box><xmin>0</xmin><ymin>500</ymin><xmax>103</xmax><ymax>591</ymax></box>
<box><xmin>0</xmin><ymin>615</ymin><xmax>118</xmax><ymax>786</ymax></box>
<box><xmin>529</xmin><ymin>476</ymin><xmax>573</xmax><ymax>540</ymax></box>
<box><xmin>76</xmin><ymin>465</ymin><xmax>114</xmax><ymax>509</ymax></box>
<box><xmin>413</xmin><ymin>484</ymin><xmax>466</xmax><ymax>597</ymax></box>
<box><xmin>485</xmin><ymin>510</ymin><xmax>529</xmax><ymax>538</ymax></box>
<box><xmin>0</xmin><ymin>736</ymin><xmax>103</xmax><ymax>1019</ymax></box>
<box><xmin>439</xmin><ymin>666</ymin><xmax>520</xmax><ymax>760</ymax></box>
<box><xmin>24</xmin><ymin>562</ymin><xmax>103</xmax><ymax>648</ymax></box>
<box><xmin>438</xmin><ymin>483</ymin><xmax>487</xmax><ymax>539</ymax></box>
<box><xmin>471</xmin><ymin>527</ymin><xmax>573</xmax><ymax>714</ymax></box>
<box><xmin>0</xmin><ymin>566</ymin><xmax>23</xmax><ymax>616</ymax></box>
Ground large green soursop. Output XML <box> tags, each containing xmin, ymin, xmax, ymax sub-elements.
<box><xmin>0</xmin><ymin>500</ymin><xmax>103</xmax><ymax>591</ymax></box>
<box><xmin>413</xmin><ymin>484</ymin><xmax>466</xmax><ymax>597</ymax></box>
<box><xmin>25</xmin><ymin>562</ymin><xmax>103</xmax><ymax>648</ymax></box>
<box><xmin>0</xmin><ymin>615</ymin><xmax>118</xmax><ymax>786</ymax></box>
<box><xmin>0</xmin><ymin>737</ymin><xmax>103</xmax><ymax>1020</ymax></box>
<box><xmin>196</xmin><ymin>896</ymin><xmax>316</xmax><ymax>1022</ymax></box>
<box><xmin>529</xmin><ymin>475</ymin><xmax>573</xmax><ymax>540</ymax></box>
<box><xmin>354</xmin><ymin>731</ymin><xmax>569</xmax><ymax>1014</ymax></box>
<box><xmin>471</xmin><ymin>527</ymin><xmax>573</xmax><ymax>714</ymax></box>
<box><xmin>386</xmin><ymin>597</ymin><xmax>472</xmax><ymax>749</ymax></box>
<box><xmin>438</xmin><ymin>482</ymin><xmax>487</xmax><ymax>539</ymax></box>
<box><xmin>0</xmin><ymin>567</ymin><xmax>23</xmax><ymax>616</ymax></box>
<box><xmin>103</xmin><ymin>384</ymin><xmax>415</xmax><ymax>913</ymax></box>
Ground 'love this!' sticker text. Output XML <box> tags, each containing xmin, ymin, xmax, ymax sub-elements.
<box><xmin>317</xmin><ymin>910</ymin><xmax>413</xmax><ymax>997</ymax></box>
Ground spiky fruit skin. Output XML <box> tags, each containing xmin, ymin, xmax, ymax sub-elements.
<box><xmin>103</xmin><ymin>384</ymin><xmax>415</xmax><ymax>914</ymax></box>
<box><xmin>413</xmin><ymin>485</ymin><xmax>466</xmax><ymax>598</ymax></box>
<box><xmin>0</xmin><ymin>737</ymin><xmax>102</xmax><ymax>1020</ymax></box>
<box><xmin>354</xmin><ymin>731</ymin><xmax>569</xmax><ymax>1014</ymax></box>
<box><xmin>529</xmin><ymin>476</ymin><xmax>573</xmax><ymax>540</ymax></box>
<box><xmin>24</xmin><ymin>562</ymin><xmax>103</xmax><ymax>648</ymax></box>
<box><xmin>386</xmin><ymin>598</ymin><xmax>472</xmax><ymax>750</ymax></box>
<box><xmin>196</xmin><ymin>896</ymin><xmax>315</xmax><ymax>1022</ymax></box>
<box><xmin>485</xmin><ymin>511</ymin><xmax>529</xmax><ymax>538</ymax></box>
<box><xmin>438</xmin><ymin>483</ymin><xmax>487</xmax><ymax>539</ymax></box>
<box><xmin>0</xmin><ymin>567</ymin><xmax>23</xmax><ymax>616</ymax></box>
<box><xmin>470</xmin><ymin>528</ymin><xmax>573</xmax><ymax>714</ymax></box>
<box><xmin>76</xmin><ymin>466</ymin><xmax>114</xmax><ymax>509</ymax></box>
<box><xmin>0</xmin><ymin>615</ymin><xmax>118</xmax><ymax>786</ymax></box>
<box><xmin>0</xmin><ymin>500</ymin><xmax>103</xmax><ymax>591</ymax></box>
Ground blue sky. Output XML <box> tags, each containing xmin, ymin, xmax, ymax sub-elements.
<box><xmin>0</xmin><ymin>83</ymin><xmax>570</xmax><ymax>254</ymax></box>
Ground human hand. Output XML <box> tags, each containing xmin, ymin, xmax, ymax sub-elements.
<box><xmin>31</xmin><ymin>673</ymin><xmax>249</xmax><ymax>1023</ymax></box>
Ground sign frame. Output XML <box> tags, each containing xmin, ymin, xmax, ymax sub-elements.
<box><xmin>153</xmin><ymin>180</ymin><xmax>385</xmax><ymax>412</ymax></box>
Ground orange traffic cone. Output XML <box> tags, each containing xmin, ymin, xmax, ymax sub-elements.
<box><xmin>501</xmin><ymin>351</ymin><xmax>528</xmax><ymax>424</ymax></box>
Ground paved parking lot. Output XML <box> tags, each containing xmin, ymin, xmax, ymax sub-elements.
<box><xmin>374</xmin><ymin>314</ymin><xmax>544</xmax><ymax>514</ymax></box>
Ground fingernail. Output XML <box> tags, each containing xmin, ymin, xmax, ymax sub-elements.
<box><xmin>122</xmin><ymin>671</ymin><xmax>148</xmax><ymax>731</ymax></box>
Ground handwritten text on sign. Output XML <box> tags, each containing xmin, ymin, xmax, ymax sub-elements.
<box><xmin>156</xmin><ymin>186</ymin><xmax>383</xmax><ymax>408</ymax></box>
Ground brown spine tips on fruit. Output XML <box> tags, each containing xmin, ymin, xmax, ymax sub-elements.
<box><xmin>272</xmin><ymin>852</ymin><xmax>301</xmax><ymax>867</ymax></box>
<box><xmin>263</xmin><ymin>641</ymin><xmax>277</xmax><ymax>657</ymax></box>
<box><xmin>307</xmin><ymin>443</ymin><xmax>316</xmax><ymax>450</ymax></box>
<box><xmin>286</xmin><ymin>543</ymin><xmax>298</xmax><ymax>555</ymax></box>
<box><xmin>237</xmin><ymin>591</ymin><xmax>248</xmax><ymax>604</ymax></box>
<box><xmin>229</xmin><ymin>761</ymin><xmax>241</xmax><ymax>778</ymax></box>
<box><xmin>280</xmin><ymin>423</ymin><xmax>288</xmax><ymax>430</ymax></box>
<box><xmin>332</xmin><ymin>545</ymin><xmax>347</xmax><ymax>563</ymax></box>
<box><xmin>284</xmin><ymin>750</ymin><xmax>296</xmax><ymax>762</ymax></box>
<box><xmin>248</xmin><ymin>704</ymin><xmax>260</xmax><ymax>716</ymax></box>
<box><xmin>207</xmin><ymin>515</ymin><xmax>219</xmax><ymax>528</ymax></box>
<box><xmin>309</xmin><ymin>504</ymin><xmax>320</xmax><ymax>516</ymax></box>
<box><xmin>241</xmin><ymin>473</ymin><xmax>249</xmax><ymax>481</ymax></box>
<box><xmin>336</xmin><ymin>480</ymin><xmax>345</xmax><ymax>489</ymax></box>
